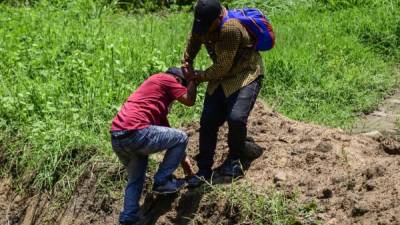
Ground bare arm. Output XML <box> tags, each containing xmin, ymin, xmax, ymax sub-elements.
<box><xmin>182</xmin><ymin>33</ymin><xmax>202</xmax><ymax>67</ymax></box>
<box><xmin>181</xmin><ymin>156</ymin><xmax>195</xmax><ymax>177</ymax></box>
<box><xmin>176</xmin><ymin>80</ymin><xmax>198</xmax><ymax>106</ymax></box>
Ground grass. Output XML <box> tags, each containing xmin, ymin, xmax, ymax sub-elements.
<box><xmin>199</xmin><ymin>182</ymin><xmax>321</xmax><ymax>225</ymax></box>
<box><xmin>262</xmin><ymin>0</ymin><xmax>400</xmax><ymax>127</ymax></box>
<box><xmin>0</xmin><ymin>1</ymin><xmax>399</xmax><ymax>221</ymax></box>
<box><xmin>0</xmin><ymin>1</ymin><xmax>204</xmax><ymax>191</ymax></box>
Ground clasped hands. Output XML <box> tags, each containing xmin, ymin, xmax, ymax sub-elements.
<box><xmin>182</xmin><ymin>62</ymin><xmax>202</xmax><ymax>83</ymax></box>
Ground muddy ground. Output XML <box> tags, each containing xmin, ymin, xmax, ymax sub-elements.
<box><xmin>1</xmin><ymin>101</ymin><xmax>400</xmax><ymax>225</ymax></box>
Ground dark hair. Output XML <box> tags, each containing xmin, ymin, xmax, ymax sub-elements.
<box><xmin>166</xmin><ymin>67</ymin><xmax>187</xmax><ymax>86</ymax></box>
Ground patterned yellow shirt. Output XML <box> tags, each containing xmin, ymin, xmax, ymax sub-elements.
<box><xmin>183</xmin><ymin>19</ymin><xmax>264</xmax><ymax>97</ymax></box>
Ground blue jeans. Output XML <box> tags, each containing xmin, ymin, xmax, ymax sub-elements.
<box><xmin>111</xmin><ymin>126</ymin><xmax>188</xmax><ymax>224</ymax></box>
<box><xmin>197</xmin><ymin>77</ymin><xmax>262</xmax><ymax>175</ymax></box>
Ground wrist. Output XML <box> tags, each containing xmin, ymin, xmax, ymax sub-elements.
<box><xmin>196</xmin><ymin>71</ymin><xmax>206</xmax><ymax>82</ymax></box>
<box><xmin>182</xmin><ymin>61</ymin><xmax>193</xmax><ymax>68</ymax></box>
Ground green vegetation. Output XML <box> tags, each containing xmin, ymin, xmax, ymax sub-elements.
<box><xmin>0</xmin><ymin>0</ymin><xmax>399</xmax><ymax>222</ymax></box>
<box><xmin>201</xmin><ymin>182</ymin><xmax>320</xmax><ymax>224</ymax></box>
<box><xmin>0</xmin><ymin>1</ymin><xmax>203</xmax><ymax>191</ymax></box>
<box><xmin>263</xmin><ymin>0</ymin><xmax>400</xmax><ymax>127</ymax></box>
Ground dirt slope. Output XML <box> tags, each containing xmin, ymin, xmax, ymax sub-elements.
<box><xmin>242</xmin><ymin>102</ymin><xmax>400</xmax><ymax>225</ymax></box>
<box><xmin>1</xmin><ymin>101</ymin><xmax>399</xmax><ymax>225</ymax></box>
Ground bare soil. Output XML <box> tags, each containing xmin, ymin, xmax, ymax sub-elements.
<box><xmin>352</xmin><ymin>89</ymin><xmax>400</xmax><ymax>136</ymax></box>
<box><xmin>1</xmin><ymin>101</ymin><xmax>400</xmax><ymax>225</ymax></box>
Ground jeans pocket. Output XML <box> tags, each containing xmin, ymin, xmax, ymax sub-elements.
<box><xmin>118</xmin><ymin>128</ymin><xmax>148</xmax><ymax>152</ymax></box>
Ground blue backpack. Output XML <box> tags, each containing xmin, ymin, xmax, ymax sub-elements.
<box><xmin>222</xmin><ymin>8</ymin><xmax>275</xmax><ymax>51</ymax></box>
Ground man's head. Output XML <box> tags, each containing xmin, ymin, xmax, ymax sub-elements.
<box><xmin>192</xmin><ymin>0</ymin><xmax>223</xmax><ymax>35</ymax></box>
<box><xmin>166</xmin><ymin>67</ymin><xmax>187</xmax><ymax>86</ymax></box>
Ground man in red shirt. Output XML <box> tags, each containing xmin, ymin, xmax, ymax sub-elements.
<box><xmin>110</xmin><ymin>67</ymin><xmax>197</xmax><ymax>225</ymax></box>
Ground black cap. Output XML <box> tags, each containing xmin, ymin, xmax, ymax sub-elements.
<box><xmin>166</xmin><ymin>67</ymin><xmax>187</xmax><ymax>86</ymax></box>
<box><xmin>192</xmin><ymin>0</ymin><xmax>222</xmax><ymax>35</ymax></box>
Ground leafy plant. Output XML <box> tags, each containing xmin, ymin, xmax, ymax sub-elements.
<box><xmin>0</xmin><ymin>0</ymin><xmax>399</xmax><ymax>195</ymax></box>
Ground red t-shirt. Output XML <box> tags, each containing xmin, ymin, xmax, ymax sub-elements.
<box><xmin>111</xmin><ymin>73</ymin><xmax>187</xmax><ymax>131</ymax></box>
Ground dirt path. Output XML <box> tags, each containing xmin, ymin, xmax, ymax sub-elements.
<box><xmin>352</xmin><ymin>66</ymin><xmax>400</xmax><ymax>136</ymax></box>
<box><xmin>351</xmin><ymin>90</ymin><xmax>400</xmax><ymax>136</ymax></box>
<box><xmin>1</xmin><ymin>101</ymin><xmax>400</xmax><ymax>225</ymax></box>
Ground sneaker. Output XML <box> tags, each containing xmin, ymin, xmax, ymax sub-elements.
<box><xmin>152</xmin><ymin>178</ymin><xmax>185</xmax><ymax>194</ymax></box>
<box><xmin>219</xmin><ymin>159</ymin><xmax>244</xmax><ymax>178</ymax></box>
<box><xmin>120</xmin><ymin>222</ymin><xmax>138</xmax><ymax>225</ymax></box>
<box><xmin>241</xmin><ymin>139</ymin><xmax>264</xmax><ymax>160</ymax></box>
<box><xmin>119</xmin><ymin>219</ymin><xmax>139</xmax><ymax>225</ymax></box>
<box><xmin>186</xmin><ymin>172</ymin><xmax>210</xmax><ymax>188</ymax></box>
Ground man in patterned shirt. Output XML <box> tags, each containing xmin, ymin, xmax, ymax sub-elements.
<box><xmin>183</xmin><ymin>0</ymin><xmax>264</xmax><ymax>187</ymax></box>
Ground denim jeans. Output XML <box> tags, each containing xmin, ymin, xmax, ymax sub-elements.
<box><xmin>111</xmin><ymin>125</ymin><xmax>188</xmax><ymax>224</ymax></box>
<box><xmin>196</xmin><ymin>76</ymin><xmax>262</xmax><ymax>175</ymax></box>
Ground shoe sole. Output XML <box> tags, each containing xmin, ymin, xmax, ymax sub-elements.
<box><xmin>217</xmin><ymin>168</ymin><xmax>244</xmax><ymax>178</ymax></box>
<box><xmin>152</xmin><ymin>188</ymin><xmax>182</xmax><ymax>195</ymax></box>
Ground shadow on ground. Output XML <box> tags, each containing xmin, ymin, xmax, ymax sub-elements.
<box><xmin>138</xmin><ymin>139</ymin><xmax>264</xmax><ymax>225</ymax></box>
